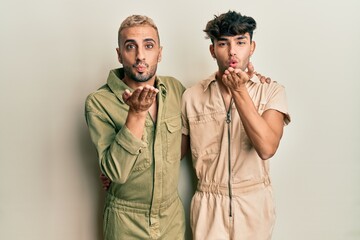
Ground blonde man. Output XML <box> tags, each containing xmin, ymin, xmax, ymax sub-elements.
<box><xmin>85</xmin><ymin>15</ymin><xmax>185</xmax><ymax>239</ymax></box>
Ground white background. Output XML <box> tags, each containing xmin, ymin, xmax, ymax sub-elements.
<box><xmin>1</xmin><ymin>0</ymin><xmax>359</xmax><ymax>239</ymax></box>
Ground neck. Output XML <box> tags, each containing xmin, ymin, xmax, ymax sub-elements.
<box><xmin>216</xmin><ymin>72</ymin><xmax>231</xmax><ymax>96</ymax></box>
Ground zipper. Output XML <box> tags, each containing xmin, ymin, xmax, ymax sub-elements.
<box><xmin>149</xmin><ymin>122</ymin><xmax>156</xmax><ymax>226</ymax></box>
<box><xmin>226</xmin><ymin>101</ymin><xmax>233</xmax><ymax>217</ymax></box>
<box><xmin>218</xmin><ymin>81</ymin><xmax>233</xmax><ymax>218</ymax></box>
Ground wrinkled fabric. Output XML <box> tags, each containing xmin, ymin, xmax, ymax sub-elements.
<box><xmin>86</xmin><ymin>68</ymin><xmax>186</xmax><ymax>239</ymax></box>
<box><xmin>182</xmin><ymin>73</ymin><xmax>290</xmax><ymax>240</ymax></box>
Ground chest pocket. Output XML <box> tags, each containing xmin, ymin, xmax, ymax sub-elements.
<box><xmin>189</xmin><ymin>114</ymin><xmax>221</xmax><ymax>159</ymax></box>
<box><xmin>164</xmin><ymin>115</ymin><xmax>182</xmax><ymax>162</ymax></box>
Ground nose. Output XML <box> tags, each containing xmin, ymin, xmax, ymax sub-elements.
<box><xmin>136</xmin><ymin>46</ymin><xmax>145</xmax><ymax>61</ymax></box>
<box><xmin>229</xmin><ymin>42</ymin><xmax>236</xmax><ymax>56</ymax></box>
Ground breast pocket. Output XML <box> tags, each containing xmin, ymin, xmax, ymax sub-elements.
<box><xmin>164</xmin><ymin>115</ymin><xmax>182</xmax><ymax>162</ymax></box>
<box><xmin>189</xmin><ymin>115</ymin><xmax>221</xmax><ymax>160</ymax></box>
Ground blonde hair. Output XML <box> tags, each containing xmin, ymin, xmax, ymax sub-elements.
<box><xmin>118</xmin><ymin>15</ymin><xmax>160</xmax><ymax>46</ymax></box>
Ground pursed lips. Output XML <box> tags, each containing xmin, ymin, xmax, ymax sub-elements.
<box><xmin>133</xmin><ymin>62</ymin><xmax>148</xmax><ymax>73</ymax></box>
<box><xmin>229</xmin><ymin>58</ymin><xmax>238</xmax><ymax>68</ymax></box>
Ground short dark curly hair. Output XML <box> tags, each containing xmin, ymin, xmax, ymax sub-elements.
<box><xmin>204</xmin><ymin>10</ymin><xmax>257</xmax><ymax>43</ymax></box>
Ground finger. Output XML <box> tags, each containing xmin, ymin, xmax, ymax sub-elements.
<box><xmin>234</xmin><ymin>68</ymin><xmax>245</xmax><ymax>79</ymax></box>
<box><xmin>236</xmin><ymin>69</ymin><xmax>249</xmax><ymax>81</ymax></box>
<box><xmin>266</xmin><ymin>77</ymin><xmax>271</xmax><ymax>84</ymax></box>
<box><xmin>224</xmin><ymin>73</ymin><xmax>235</xmax><ymax>87</ymax></box>
<box><xmin>227</xmin><ymin>67</ymin><xmax>235</xmax><ymax>72</ymax></box>
<box><xmin>147</xmin><ymin>88</ymin><xmax>159</xmax><ymax>100</ymax></box>
<box><xmin>247</xmin><ymin>62</ymin><xmax>255</xmax><ymax>78</ymax></box>
<box><xmin>224</xmin><ymin>69</ymin><xmax>231</xmax><ymax>76</ymax></box>
<box><xmin>231</xmin><ymin>70</ymin><xmax>241</xmax><ymax>82</ymax></box>
<box><xmin>138</xmin><ymin>85</ymin><xmax>150</xmax><ymax>101</ymax></box>
<box><xmin>259</xmin><ymin>75</ymin><xmax>266</xmax><ymax>84</ymax></box>
<box><xmin>131</xmin><ymin>87</ymin><xmax>143</xmax><ymax>100</ymax></box>
<box><xmin>122</xmin><ymin>89</ymin><xmax>132</xmax><ymax>102</ymax></box>
<box><xmin>233</xmin><ymin>68</ymin><xmax>242</xmax><ymax>74</ymax></box>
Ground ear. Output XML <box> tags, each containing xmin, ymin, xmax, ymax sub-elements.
<box><xmin>250</xmin><ymin>41</ymin><xmax>256</xmax><ymax>57</ymax></box>
<box><xmin>157</xmin><ymin>46</ymin><xmax>163</xmax><ymax>62</ymax></box>
<box><xmin>116</xmin><ymin>48</ymin><xmax>122</xmax><ymax>64</ymax></box>
<box><xmin>209</xmin><ymin>44</ymin><xmax>216</xmax><ymax>59</ymax></box>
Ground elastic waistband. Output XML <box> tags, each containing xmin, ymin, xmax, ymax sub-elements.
<box><xmin>105</xmin><ymin>192</ymin><xmax>179</xmax><ymax>211</ymax></box>
<box><xmin>197</xmin><ymin>176</ymin><xmax>271</xmax><ymax>195</ymax></box>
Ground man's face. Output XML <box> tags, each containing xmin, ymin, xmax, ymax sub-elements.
<box><xmin>117</xmin><ymin>25</ymin><xmax>162</xmax><ymax>83</ymax></box>
<box><xmin>210</xmin><ymin>33</ymin><xmax>255</xmax><ymax>73</ymax></box>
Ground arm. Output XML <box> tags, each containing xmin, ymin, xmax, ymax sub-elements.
<box><xmin>222</xmin><ymin>67</ymin><xmax>285</xmax><ymax>160</ymax></box>
<box><xmin>85</xmin><ymin>86</ymin><xmax>158</xmax><ymax>183</ymax></box>
<box><xmin>123</xmin><ymin>85</ymin><xmax>159</xmax><ymax>139</ymax></box>
<box><xmin>181</xmin><ymin>134</ymin><xmax>190</xmax><ymax>160</ymax></box>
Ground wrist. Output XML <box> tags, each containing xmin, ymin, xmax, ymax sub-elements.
<box><xmin>128</xmin><ymin>108</ymin><xmax>147</xmax><ymax>120</ymax></box>
<box><xmin>231</xmin><ymin>84</ymin><xmax>247</xmax><ymax>94</ymax></box>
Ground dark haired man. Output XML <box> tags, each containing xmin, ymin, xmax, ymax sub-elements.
<box><xmin>181</xmin><ymin>11</ymin><xmax>291</xmax><ymax>239</ymax></box>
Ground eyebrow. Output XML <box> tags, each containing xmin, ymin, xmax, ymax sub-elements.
<box><xmin>217</xmin><ymin>35</ymin><xmax>248</xmax><ymax>41</ymax></box>
<box><xmin>123</xmin><ymin>38</ymin><xmax>156</xmax><ymax>45</ymax></box>
<box><xmin>236</xmin><ymin>35</ymin><xmax>248</xmax><ymax>40</ymax></box>
<box><xmin>144</xmin><ymin>38</ymin><xmax>156</xmax><ymax>43</ymax></box>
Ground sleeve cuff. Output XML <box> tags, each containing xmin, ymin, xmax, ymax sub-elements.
<box><xmin>182</xmin><ymin>127</ymin><xmax>189</xmax><ymax>135</ymax></box>
<box><xmin>115</xmin><ymin>126</ymin><xmax>147</xmax><ymax>154</ymax></box>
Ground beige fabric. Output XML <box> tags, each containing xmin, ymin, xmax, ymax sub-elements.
<box><xmin>182</xmin><ymin>73</ymin><xmax>290</xmax><ymax>240</ymax></box>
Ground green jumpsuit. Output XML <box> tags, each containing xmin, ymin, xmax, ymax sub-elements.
<box><xmin>85</xmin><ymin>68</ymin><xmax>186</xmax><ymax>240</ymax></box>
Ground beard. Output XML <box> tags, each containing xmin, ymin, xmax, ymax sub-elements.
<box><xmin>123</xmin><ymin>62</ymin><xmax>158</xmax><ymax>83</ymax></box>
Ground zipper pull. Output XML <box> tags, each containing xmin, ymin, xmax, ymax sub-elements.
<box><xmin>226</xmin><ymin>111</ymin><xmax>231</xmax><ymax>124</ymax></box>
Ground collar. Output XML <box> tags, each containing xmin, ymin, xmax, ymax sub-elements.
<box><xmin>201</xmin><ymin>72</ymin><xmax>217</xmax><ymax>92</ymax></box>
<box><xmin>107</xmin><ymin>68</ymin><xmax>167</xmax><ymax>103</ymax></box>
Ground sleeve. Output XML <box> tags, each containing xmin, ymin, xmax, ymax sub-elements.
<box><xmin>264</xmin><ymin>84</ymin><xmax>291</xmax><ymax>125</ymax></box>
<box><xmin>181</xmin><ymin>90</ymin><xmax>190</xmax><ymax>136</ymax></box>
<box><xmin>85</xmin><ymin>109</ymin><xmax>147</xmax><ymax>184</ymax></box>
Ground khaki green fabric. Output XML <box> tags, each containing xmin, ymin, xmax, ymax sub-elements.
<box><xmin>85</xmin><ymin>68</ymin><xmax>186</xmax><ymax>240</ymax></box>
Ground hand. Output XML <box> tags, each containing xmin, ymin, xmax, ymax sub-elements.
<box><xmin>100</xmin><ymin>173</ymin><xmax>111</xmax><ymax>191</ymax></box>
<box><xmin>222</xmin><ymin>67</ymin><xmax>250</xmax><ymax>92</ymax></box>
<box><xmin>122</xmin><ymin>85</ymin><xmax>159</xmax><ymax>114</ymax></box>
<box><xmin>246</xmin><ymin>61</ymin><xmax>272</xmax><ymax>84</ymax></box>
<box><xmin>254</xmin><ymin>72</ymin><xmax>272</xmax><ymax>84</ymax></box>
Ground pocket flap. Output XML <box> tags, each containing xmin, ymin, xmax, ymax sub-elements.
<box><xmin>165</xmin><ymin>117</ymin><xmax>182</xmax><ymax>133</ymax></box>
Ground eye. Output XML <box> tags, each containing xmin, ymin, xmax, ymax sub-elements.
<box><xmin>218</xmin><ymin>42</ymin><xmax>226</xmax><ymax>47</ymax></box>
<box><xmin>145</xmin><ymin>43</ymin><xmax>154</xmax><ymax>49</ymax></box>
<box><xmin>125</xmin><ymin>44</ymin><xmax>136</xmax><ymax>50</ymax></box>
<box><xmin>237</xmin><ymin>41</ymin><xmax>246</xmax><ymax>45</ymax></box>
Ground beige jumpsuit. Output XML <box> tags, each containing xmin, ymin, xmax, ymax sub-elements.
<box><xmin>182</xmin><ymin>73</ymin><xmax>290</xmax><ymax>240</ymax></box>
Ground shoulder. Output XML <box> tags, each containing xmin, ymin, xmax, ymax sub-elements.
<box><xmin>157</xmin><ymin>75</ymin><xmax>185</xmax><ymax>95</ymax></box>
<box><xmin>158</xmin><ymin>75</ymin><xmax>184</xmax><ymax>88</ymax></box>
<box><xmin>183</xmin><ymin>79</ymin><xmax>207</xmax><ymax>98</ymax></box>
<box><xmin>85</xmin><ymin>84</ymin><xmax>114</xmax><ymax>112</ymax></box>
<box><xmin>248</xmin><ymin>80</ymin><xmax>286</xmax><ymax>95</ymax></box>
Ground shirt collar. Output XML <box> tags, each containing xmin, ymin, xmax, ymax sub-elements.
<box><xmin>107</xmin><ymin>68</ymin><xmax>167</xmax><ymax>103</ymax></box>
<box><xmin>201</xmin><ymin>72</ymin><xmax>217</xmax><ymax>92</ymax></box>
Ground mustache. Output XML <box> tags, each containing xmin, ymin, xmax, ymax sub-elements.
<box><xmin>133</xmin><ymin>61</ymin><xmax>149</xmax><ymax>68</ymax></box>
